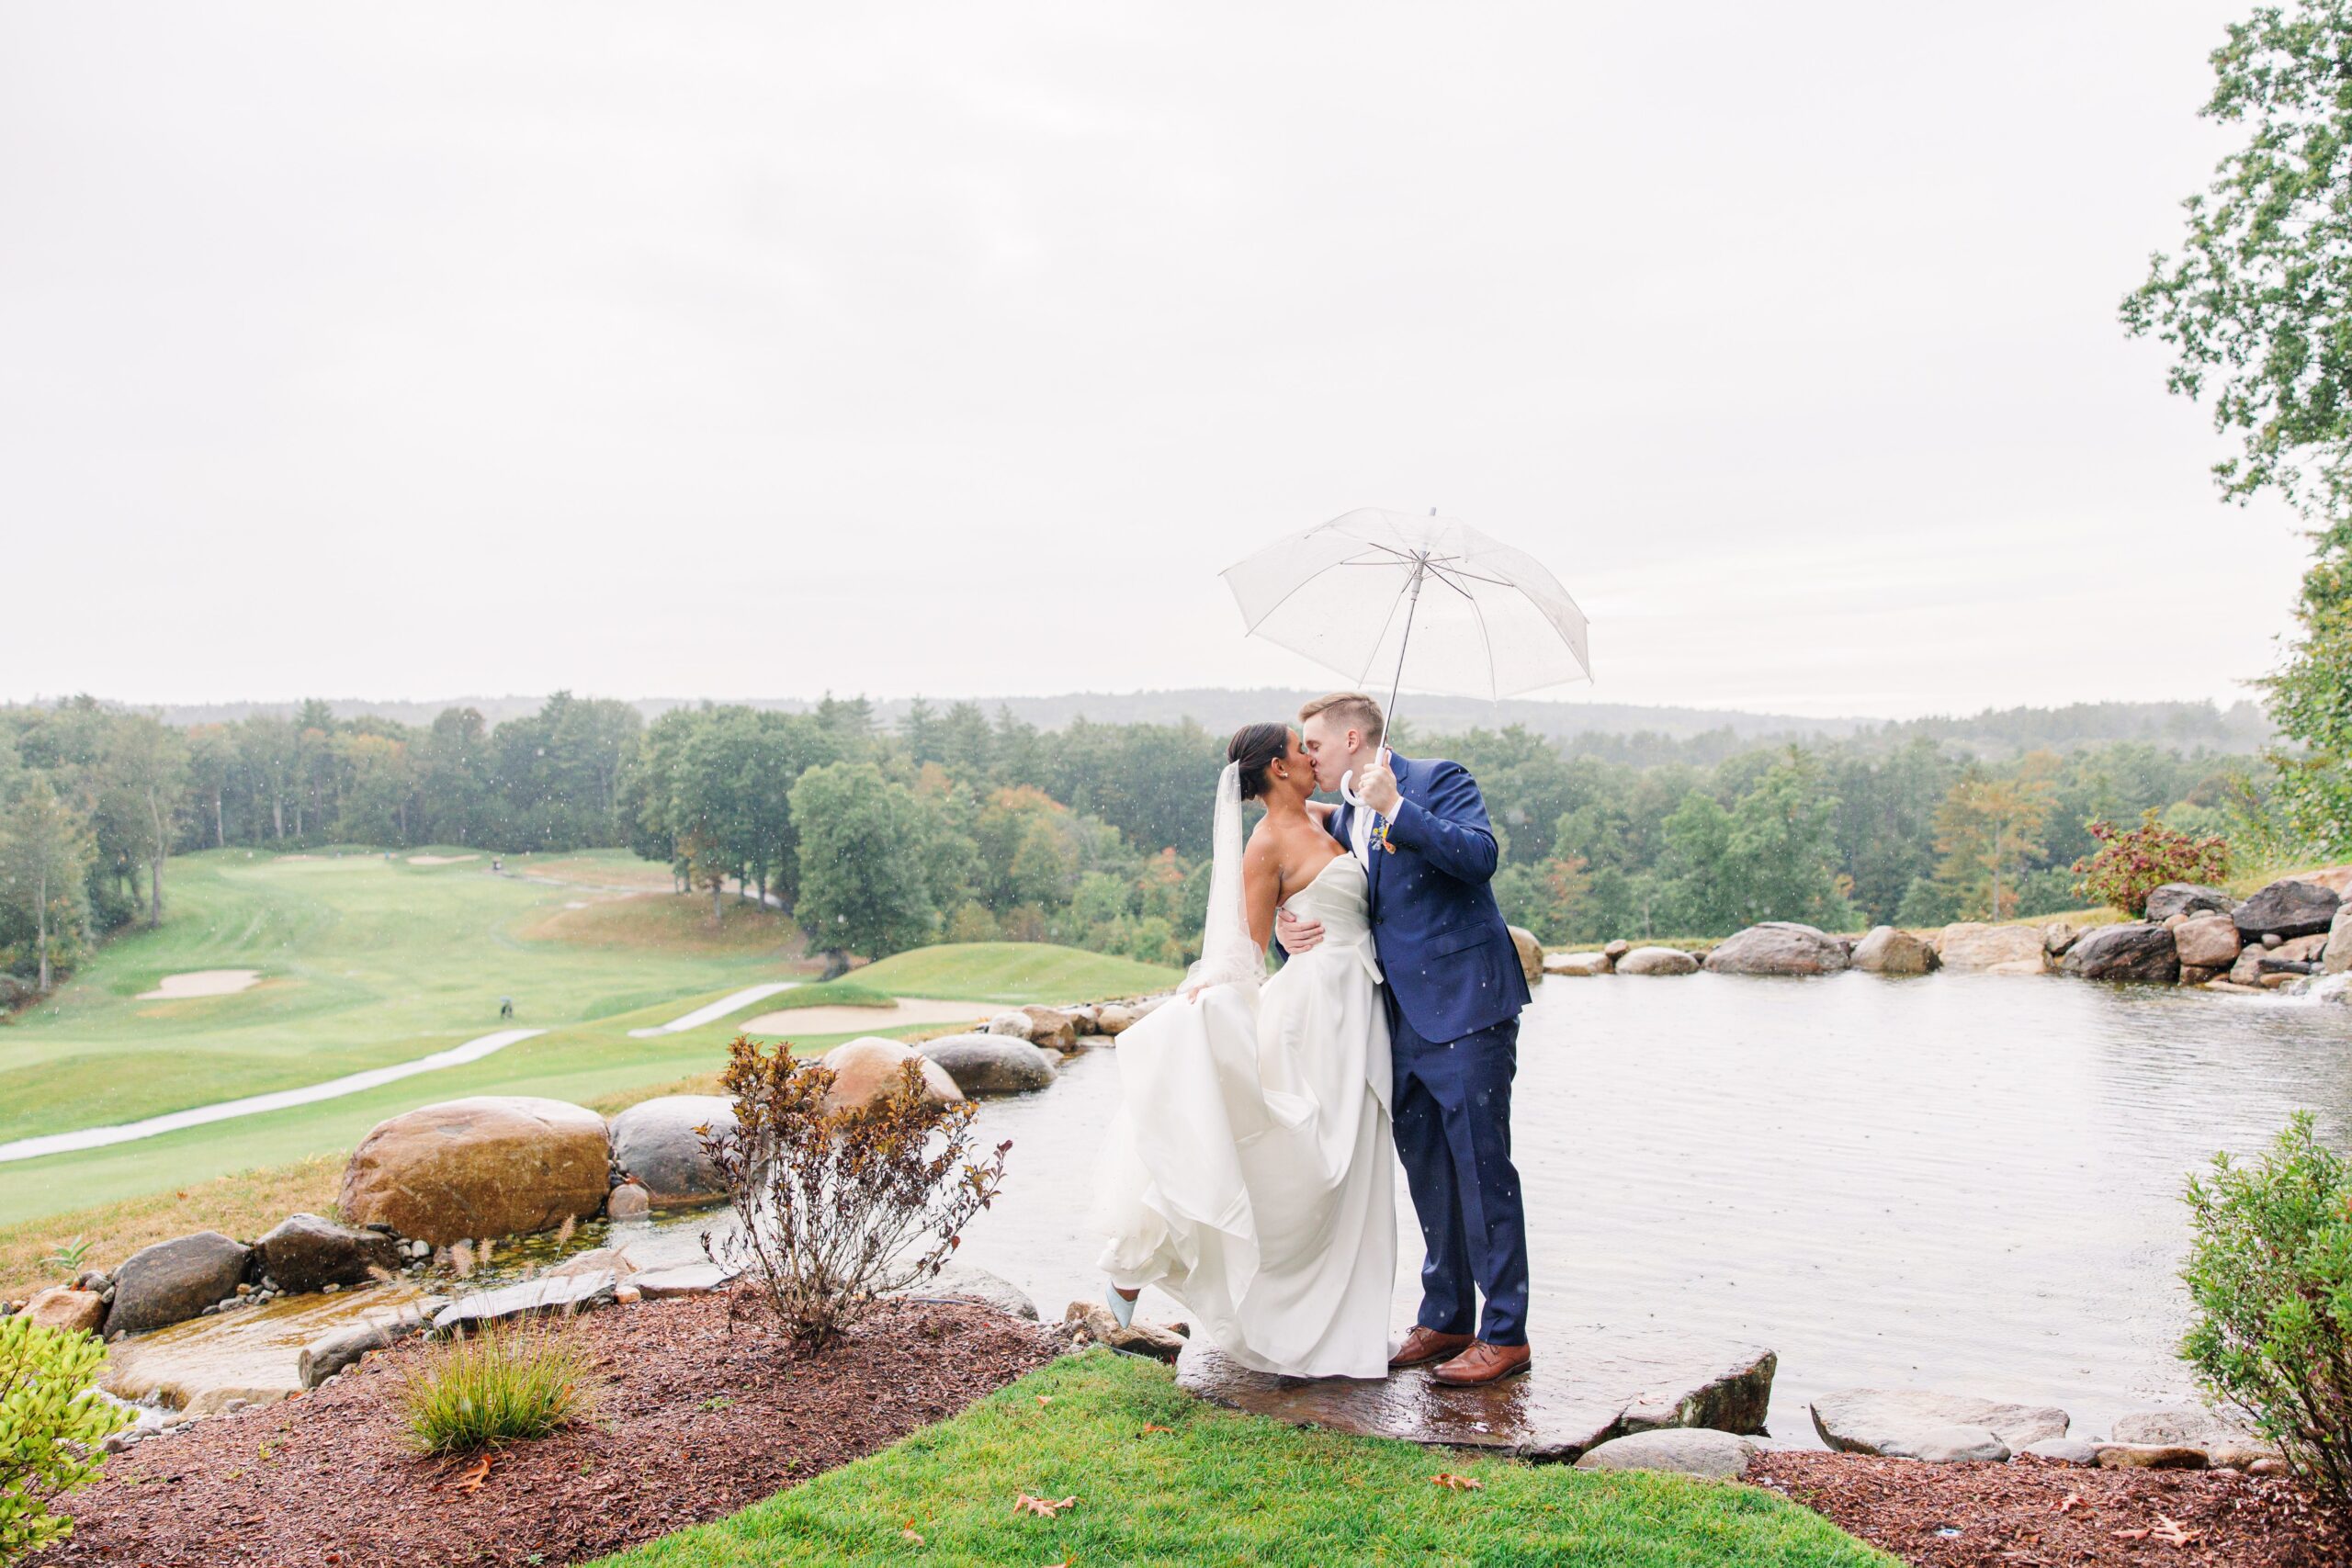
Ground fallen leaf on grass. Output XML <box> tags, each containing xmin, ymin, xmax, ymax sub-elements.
<box><xmin>2151</xmin><ymin>1515</ymin><xmax>2199</xmax><ymax>1547</ymax></box>
<box><xmin>1035</xmin><ymin>1395</ymin><xmax>1053</xmax><ymax>1407</ymax></box>
<box><xmin>1430</xmin><ymin>1472</ymin><xmax>1483</xmax><ymax>1492</ymax></box>
<box><xmin>901</xmin><ymin>1525</ymin><xmax>924</xmax><ymax>1544</ymax></box>
<box><xmin>1139</xmin><ymin>1424</ymin><xmax>1175</xmax><ymax>1435</ymax></box>
<box><xmin>2057</xmin><ymin>1492</ymin><xmax>2083</xmax><ymax>1513</ymax></box>
<box><xmin>1012</xmin><ymin>1493</ymin><xmax>1078</xmax><ymax>1518</ymax></box>
<box><xmin>454</xmin><ymin>1455</ymin><xmax>493</xmax><ymax>1494</ymax></box>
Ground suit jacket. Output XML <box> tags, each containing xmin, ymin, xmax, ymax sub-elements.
<box><xmin>1329</xmin><ymin>754</ymin><xmax>1530</xmax><ymax>1042</ymax></box>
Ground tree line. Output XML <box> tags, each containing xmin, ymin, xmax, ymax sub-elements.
<box><xmin>4</xmin><ymin>681</ymin><xmax>2305</xmax><ymax>1003</ymax></box>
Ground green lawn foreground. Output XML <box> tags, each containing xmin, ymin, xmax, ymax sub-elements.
<box><xmin>591</xmin><ymin>1351</ymin><xmax>1891</xmax><ymax>1568</ymax></box>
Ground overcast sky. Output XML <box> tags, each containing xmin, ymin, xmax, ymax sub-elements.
<box><xmin>0</xmin><ymin>3</ymin><xmax>2307</xmax><ymax>719</ymax></box>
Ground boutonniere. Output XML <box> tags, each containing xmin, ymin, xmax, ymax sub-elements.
<box><xmin>1374</xmin><ymin>822</ymin><xmax>1396</xmax><ymax>853</ymax></box>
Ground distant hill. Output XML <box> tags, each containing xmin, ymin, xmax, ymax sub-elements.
<box><xmin>140</xmin><ymin>689</ymin><xmax>2273</xmax><ymax>758</ymax></box>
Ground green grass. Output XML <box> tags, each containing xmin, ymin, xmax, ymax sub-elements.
<box><xmin>0</xmin><ymin>851</ymin><xmax>1179</xmax><ymax>1230</ymax></box>
<box><xmin>756</xmin><ymin>979</ymin><xmax>896</xmax><ymax>1011</ymax></box>
<box><xmin>589</xmin><ymin>1351</ymin><xmax>1889</xmax><ymax>1568</ymax></box>
<box><xmin>853</xmin><ymin>942</ymin><xmax>1175</xmax><ymax>1003</ymax></box>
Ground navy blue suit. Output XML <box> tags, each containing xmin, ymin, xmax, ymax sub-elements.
<box><xmin>1330</xmin><ymin>755</ymin><xmax>1532</xmax><ymax>1348</ymax></box>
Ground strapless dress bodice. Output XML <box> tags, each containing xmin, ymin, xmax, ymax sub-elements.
<box><xmin>1282</xmin><ymin>854</ymin><xmax>1378</xmax><ymax>980</ymax></box>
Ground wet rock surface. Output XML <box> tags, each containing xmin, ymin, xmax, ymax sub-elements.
<box><xmin>1575</xmin><ymin>1427</ymin><xmax>1758</xmax><ymax>1478</ymax></box>
<box><xmin>338</xmin><ymin>1096</ymin><xmax>612</xmax><ymax>1247</ymax></box>
<box><xmin>106</xmin><ymin>1282</ymin><xmax>435</xmax><ymax>1413</ymax></box>
<box><xmin>254</xmin><ymin>1213</ymin><xmax>405</xmax><ymax>1294</ymax></box>
<box><xmin>1616</xmin><ymin>945</ymin><xmax>1700</xmax><ymax>976</ymax></box>
<box><xmin>2060</xmin><ymin>921</ymin><xmax>2179</xmax><ymax>984</ymax></box>
<box><xmin>1811</xmin><ymin>1387</ymin><xmax>2069</xmax><ymax>1457</ymax></box>
<box><xmin>1936</xmin><ymin>923</ymin><xmax>2050</xmax><ymax>975</ymax></box>
<box><xmin>1852</xmin><ymin>927</ymin><xmax>1937</xmax><ymax>975</ymax></box>
<box><xmin>607</xmin><ymin>1094</ymin><xmax>736</xmax><ymax>1207</ymax></box>
<box><xmin>819</xmin><ymin>1036</ymin><xmax>964</xmax><ymax>1111</ymax></box>
<box><xmin>2146</xmin><ymin>883</ymin><xmax>2236</xmax><ymax>922</ymax></box>
<box><xmin>1177</xmin><ymin>1331</ymin><xmax>1774</xmax><ymax>1461</ymax></box>
<box><xmin>107</xmin><ymin>1231</ymin><xmax>252</xmax><ymax>1337</ymax></box>
<box><xmin>2234</xmin><ymin>878</ymin><xmax>2342</xmax><ymax>940</ymax></box>
<box><xmin>1703</xmin><ymin>922</ymin><xmax>1849</xmax><ymax>976</ymax></box>
<box><xmin>916</xmin><ymin>1032</ymin><xmax>1058</xmax><ymax>1094</ymax></box>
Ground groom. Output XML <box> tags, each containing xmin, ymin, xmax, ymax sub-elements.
<box><xmin>1279</xmin><ymin>692</ymin><xmax>1533</xmax><ymax>1387</ymax></box>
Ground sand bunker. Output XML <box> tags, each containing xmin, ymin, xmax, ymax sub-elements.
<box><xmin>405</xmin><ymin>854</ymin><xmax>481</xmax><ymax>866</ymax></box>
<box><xmin>138</xmin><ymin>970</ymin><xmax>262</xmax><ymax>1000</ymax></box>
<box><xmin>740</xmin><ymin>998</ymin><xmax>996</xmax><ymax>1037</ymax></box>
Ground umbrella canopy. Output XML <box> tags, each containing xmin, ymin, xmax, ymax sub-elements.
<box><xmin>1221</xmin><ymin>508</ymin><xmax>1590</xmax><ymax>705</ymax></box>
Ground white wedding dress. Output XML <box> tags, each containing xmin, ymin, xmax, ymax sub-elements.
<box><xmin>1089</xmin><ymin>774</ymin><xmax>1396</xmax><ymax>1380</ymax></box>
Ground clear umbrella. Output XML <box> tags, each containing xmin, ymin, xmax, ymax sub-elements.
<box><xmin>1222</xmin><ymin>506</ymin><xmax>1590</xmax><ymax>808</ymax></box>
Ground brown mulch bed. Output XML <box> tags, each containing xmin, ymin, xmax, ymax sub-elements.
<box><xmin>1750</xmin><ymin>1450</ymin><xmax>2344</xmax><ymax>1568</ymax></box>
<box><xmin>40</xmin><ymin>1292</ymin><xmax>1061</xmax><ymax>1567</ymax></box>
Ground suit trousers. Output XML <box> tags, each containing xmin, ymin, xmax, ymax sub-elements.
<box><xmin>1386</xmin><ymin>1003</ymin><xmax>1530</xmax><ymax>1347</ymax></box>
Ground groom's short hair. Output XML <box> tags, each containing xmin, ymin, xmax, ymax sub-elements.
<box><xmin>1299</xmin><ymin>691</ymin><xmax>1385</xmax><ymax>748</ymax></box>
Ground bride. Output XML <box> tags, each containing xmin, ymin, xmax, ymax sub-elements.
<box><xmin>1088</xmin><ymin>721</ymin><xmax>1396</xmax><ymax>1380</ymax></box>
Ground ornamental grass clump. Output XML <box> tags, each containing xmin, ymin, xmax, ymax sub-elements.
<box><xmin>2071</xmin><ymin>807</ymin><xmax>2230</xmax><ymax>917</ymax></box>
<box><xmin>0</xmin><ymin>1313</ymin><xmax>128</xmax><ymax>1564</ymax></box>
<box><xmin>701</xmin><ymin>1033</ymin><xmax>1011</xmax><ymax>1352</ymax></box>
<box><xmin>396</xmin><ymin>1321</ymin><xmax>597</xmax><ymax>1457</ymax></box>
<box><xmin>2180</xmin><ymin>1112</ymin><xmax>2352</xmax><ymax>1517</ymax></box>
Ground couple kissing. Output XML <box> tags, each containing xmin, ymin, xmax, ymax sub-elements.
<box><xmin>1088</xmin><ymin>691</ymin><xmax>1532</xmax><ymax>1387</ymax></box>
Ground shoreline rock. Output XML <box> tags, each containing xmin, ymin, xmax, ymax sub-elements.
<box><xmin>1703</xmin><ymin>923</ymin><xmax>1849</xmax><ymax>976</ymax></box>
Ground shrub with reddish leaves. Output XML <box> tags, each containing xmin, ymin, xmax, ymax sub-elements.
<box><xmin>2070</xmin><ymin>808</ymin><xmax>2231</xmax><ymax>917</ymax></box>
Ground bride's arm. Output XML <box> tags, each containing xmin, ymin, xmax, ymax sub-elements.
<box><xmin>1240</xmin><ymin>829</ymin><xmax>1283</xmax><ymax>953</ymax></box>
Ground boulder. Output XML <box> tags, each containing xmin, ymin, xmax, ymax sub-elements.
<box><xmin>1937</xmin><ymin>923</ymin><xmax>2050</xmax><ymax>975</ymax></box>
<box><xmin>1702</xmin><ymin>923</ymin><xmax>1849</xmax><ymax>977</ymax></box>
<box><xmin>254</xmin><ymin>1213</ymin><xmax>405</xmax><ymax>1295</ymax></box>
<box><xmin>2178</xmin><ymin>965</ymin><xmax>2227</xmax><ymax>987</ymax></box>
<box><xmin>1603</xmin><ymin>940</ymin><xmax>1634</xmax><ymax>963</ymax></box>
<box><xmin>1575</xmin><ymin>1428</ymin><xmax>1758</xmax><ymax>1480</ymax></box>
<box><xmin>2271</xmin><ymin>932</ymin><xmax>2331</xmax><ymax>964</ymax></box>
<box><xmin>2060</xmin><ymin>922</ymin><xmax>2179</xmax><ymax>984</ymax></box>
<box><xmin>107</xmin><ymin>1232</ymin><xmax>252</xmax><ymax>1337</ymax></box>
<box><xmin>1811</xmin><ymin>1388</ymin><xmax>2068</xmax><ymax>1457</ymax></box>
<box><xmin>1094</xmin><ymin>1003</ymin><xmax>1141</xmax><ymax>1035</ymax></box>
<box><xmin>2233</xmin><ymin>878</ymin><xmax>2342</xmax><ymax>941</ymax></box>
<box><xmin>1905</xmin><ymin>1425</ymin><xmax>2011</xmax><ymax>1463</ymax></box>
<box><xmin>298</xmin><ymin>1300</ymin><xmax>436</xmax><ymax>1387</ymax></box>
<box><xmin>22</xmin><ymin>1286</ymin><xmax>106</xmax><ymax>1336</ymax></box>
<box><xmin>919</xmin><ymin>1263</ymin><xmax>1039</xmax><ymax>1321</ymax></box>
<box><xmin>818</xmin><ymin>1037</ymin><xmax>963</xmax><ymax>1113</ymax></box>
<box><xmin>2172</xmin><ymin>912</ymin><xmax>2243</xmax><ymax>970</ymax></box>
<box><xmin>605</xmin><ymin>1183</ymin><xmax>651</xmax><ymax>1220</ymax></box>
<box><xmin>338</xmin><ymin>1097</ymin><xmax>612</xmax><ymax>1247</ymax></box>
<box><xmin>2229</xmin><ymin>944</ymin><xmax>2268</xmax><ymax>987</ymax></box>
<box><xmin>2097</xmin><ymin>1443</ymin><xmax>2207</xmax><ymax>1470</ymax></box>
<box><xmin>1063</xmin><ymin>1300</ymin><xmax>1185</xmax><ymax>1361</ymax></box>
<box><xmin>1851</xmin><ymin>927</ymin><xmax>1936</xmax><ymax>976</ymax></box>
<box><xmin>2326</xmin><ymin>904</ymin><xmax>2352</xmax><ymax>976</ymax></box>
<box><xmin>915</xmin><ymin>1032</ymin><xmax>1057</xmax><ymax>1095</ymax></box>
<box><xmin>1617</xmin><ymin>945</ymin><xmax>1700</xmax><ymax>976</ymax></box>
<box><xmin>2146</xmin><ymin>883</ymin><xmax>2236</xmax><ymax>923</ymax></box>
<box><xmin>2109</xmin><ymin>1407</ymin><xmax>2269</xmax><ymax>1461</ymax></box>
<box><xmin>1019</xmin><ymin>1006</ymin><xmax>1080</xmax><ymax>1051</ymax></box>
<box><xmin>630</xmin><ymin>1262</ymin><xmax>731</xmax><ymax>1299</ymax></box>
<box><xmin>1544</xmin><ymin>951</ymin><xmax>1611</xmax><ymax>976</ymax></box>
<box><xmin>432</xmin><ymin>1271</ymin><xmax>617</xmax><ymax>1332</ymax></box>
<box><xmin>1507</xmin><ymin>926</ymin><xmax>1544</xmax><ymax>986</ymax></box>
<box><xmin>2018</xmin><ymin>1438</ymin><xmax>2103</xmax><ymax>1466</ymax></box>
<box><xmin>608</xmin><ymin>1094</ymin><xmax>737</xmax><ymax>1208</ymax></box>
<box><xmin>2294</xmin><ymin>863</ymin><xmax>2352</xmax><ymax>897</ymax></box>
<box><xmin>2042</xmin><ymin>921</ymin><xmax>2083</xmax><ymax>956</ymax></box>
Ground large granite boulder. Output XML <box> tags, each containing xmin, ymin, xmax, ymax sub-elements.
<box><xmin>989</xmin><ymin>1006</ymin><xmax>1078</xmax><ymax>1052</ymax></box>
<box><xmin>2109</xmin><ymin>1407</ymin><xmax>2271</xmax><ymax>1467</ymax></box>
<box><xmin>1617</xmin><ymin>945</ymin><xmax>1700</xmax><ymax>976</ymax></box>
<box><xmin>915</xmin><ymin>1032</ymin><xmax>1057</xmax><ymax>1095</ymax></box>
<box><xmin>819</xmin><ymin>1037</ymin><xmax>963</xmax><ymax>1113</ymax></box>
<box><xmin>22</xmin><ymin>1285</ymin><xmax>106</xmax><ymax>1336</ymax></box>
<box><xmin>1544</xmin><ymin>951</ymin><xmax>1612</xmax><ymax>976</ymax></box>
<box><xmin>108</xmin><ymin>1232</ymin><xmax>252</xmax><ymax>1337</ymax></box>
<box><xmin>2061</xmin><ymin>922</ymin><xmax>2179</xmax><ymax>984</ymax></box>
<box><xmin>2146</xmin><ymin>883</ymin><xmax>2237</xmax><ymax>923</ymax></box>
<box><xmin>338</xmin><ymin>1097</ymin><xmax>612</xmax><ymax>1247</ymax></box>
<box><xmin>1937</xmin><ymin>923</ymin><xmax>2050</xmax><ymax>975</ymax></box>
<box><xmin>2172</xmin><ymin>912</ymin><xmax>2243</xmax><ymax>970</ymax></box>
<box><xmin>254</xmin><ymin>1213</ymin><xmax>405</xmax><ymax>1294</ymax></box>
<box><xmin>1575</xmin><ymin>1428</ymin><xmax>1758</xmax><ymax>1480</ymax></box>
<box><xmin>1702</xmin><ymin>923</ymin><xmax>1849</xmax><ymax>976</ymax></box>
<box><xmin>608</xmin><ymin>1094</ymin><xmax>737</xmax><ymax>1209</ymax></box>
<box><xmin>1811</xmin><ymin>1388</ymin><xmax>2068</xmax><ymax>1458</ymax></box>
<box><xmin>1507</xmin><ymin>926</ymin><xmax>1544</xmax><ymax>986</ymax></box>
<box><xmin>2324</xmin><ymin>904</ymin><xmax>2352</xmax><ymax>976</ymax></box>
<box><xmin>2234</xmin><ymin>878</ymin><xmax>2343</xmax><ymax>941</ymax></box>
<box><xmin>1851</xmin><ymin>927</ymin><xmax>1937</xmax><ymax>975</ymax></box>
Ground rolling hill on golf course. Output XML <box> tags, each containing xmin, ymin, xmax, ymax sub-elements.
<box><xmin>0</xmin><ymin>849</ymin><xmax>1178</xmax><ymax>1230</ymax></box>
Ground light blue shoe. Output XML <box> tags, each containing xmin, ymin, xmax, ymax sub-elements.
<box><xmin>1104</xmin><ymin>1282</ymin><xmax>1136</xmax><ymax>1329</ymax></box>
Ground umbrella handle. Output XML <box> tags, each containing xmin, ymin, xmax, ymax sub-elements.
<box><xmin>1339</xmin><ymin>747</ymin><xmax>1394</xmax><ymax>810</ymax></box>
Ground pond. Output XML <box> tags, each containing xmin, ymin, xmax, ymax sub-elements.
<box><xmin>628</xmin><ymin>972</ymin><xmax>2352</xmax><ymax>1446</ymax></box>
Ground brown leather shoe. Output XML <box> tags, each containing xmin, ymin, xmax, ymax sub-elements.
<box><xmin>1388</xmin><ymin>1325</ymin><xmax>1476</xmax><ymax>1370</ymax></box>
<box><xmin>1431</xmin><ymin>1341</ymin><xmax>1532</xmax><ymax>1387</ymax></box>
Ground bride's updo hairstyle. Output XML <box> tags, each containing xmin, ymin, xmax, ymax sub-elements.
<box><xmin>1227</xmin><ymin>722</ymin><xmax>1293</xmax><ymax>802</ymax></box>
